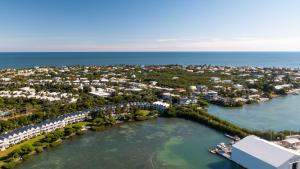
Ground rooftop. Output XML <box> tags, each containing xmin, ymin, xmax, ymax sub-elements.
<box><xmin>233</xmin><ymin>135</ymin><xmax>300</xmax><ymax>167</ymax></box>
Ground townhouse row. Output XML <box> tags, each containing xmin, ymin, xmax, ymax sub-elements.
<box><xmin>0</xmin><ymin>111</ymin><xmax>89</xmax><ymax>151</ymax></box>
<box><xmin>0</xmin><ymin>101</ymin><xmax>170</xmax><ymax>151</ymax></box>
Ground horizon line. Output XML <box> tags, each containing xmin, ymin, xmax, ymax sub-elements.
<box><xmin>1</xmin><ymin>51</ymin><xmax>300</xmax><ymax>53</ymax></box>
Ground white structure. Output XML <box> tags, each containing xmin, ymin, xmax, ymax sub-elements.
<box><xmin>152</xmin><ymin>101</ymin><xmax>170</xmax><ymax>111</ymax></box>
<box><xmin>232</xmin><ymin>135</ymin><xmax>300</xmax><ymax>169</ymax></box>
<box><xmin>89</xmin><ymin>87</ymin><xmax>111</xmax><ymax>97</ymax></box>
<box><xmin>282</xmin><ymin>135</ymin><xmax>300</xmax><ymax>149</ymax></box>
<box><xmin>162</xmin><ymin>92</ymin><xmax>180</xmax><ymax>100</ymax></box>
<box><xmin>179</xmin><ymin>97</ymin><xmax>197</xmax><ymax>105</ymax></box>
<box><xmin>0</xmin><ymin>111</ymin><xmax>89</xmax><ymax>151</ymax></box>
<box><xmin>233</xmin><ymin>84</ymin><xmax>244</xmax><ymax>90</ymax></box>
<box><xmin>206</xmin><ymin>90</ymin><xmax>218</xmax><ymax>101</ymax></box>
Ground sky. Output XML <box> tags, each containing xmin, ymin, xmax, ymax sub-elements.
<box><xmin>0</xmin><ymin>0</ymin><xmax>300</xmax><ymax>52</ymax></box>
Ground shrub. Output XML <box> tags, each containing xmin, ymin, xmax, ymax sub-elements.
<box><xmin>1</xmin><ymin>161</ymin><xmax>17</xmax><ymax>169</ymax></box>
<box><xmin>50</xmin><ymin>141</ymin><xmax>62</xmax><ymax>147</ymax></box>
<box><xmin>35</xmin><ymin>147</ymin><xmax>44</xmax><ymax>153</ymax></box>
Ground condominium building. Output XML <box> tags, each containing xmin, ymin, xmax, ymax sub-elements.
<box><xmin>0</xmin><ymin>111</ymin><xmax>89</xmax><ymax>151</ymax></box>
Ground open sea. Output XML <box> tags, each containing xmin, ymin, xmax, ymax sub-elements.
<box><xmin>0</xmin><ymin>52</ymin><xmax>300</xmax><ymax>68</ymax></box>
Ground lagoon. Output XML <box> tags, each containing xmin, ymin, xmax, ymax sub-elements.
<box><xmin>15</xmin><ymin>118</ymin><xmax>242</xmax><ymax>169</ymax></box>
<box><xmin>209</xmin><ymin>94</ymin><xmax>300</xmax><ymax>131</ymax></box>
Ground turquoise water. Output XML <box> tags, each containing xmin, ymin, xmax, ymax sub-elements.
<box><xmin>0</xmin><ymin>52</ymin><xmax>300</xmax><ymax>68</ymax></box>
<box><xmin>209</xmin><ymin>94</ymin><xmax>300</xmax><ymax>131</ymax></box>
<box><xmin>15</xmin><ymin>118</ymin><xmax>242</xmax><ymax>169</ymax></box>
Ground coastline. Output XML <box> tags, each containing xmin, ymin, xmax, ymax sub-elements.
<box><xmin>0</xmin><ymin>115</ymin><xmax>159</xmax><ymax>169</ymax></box>
<box><xmin>2</xmin><ymin>103</ymin><xmax>300</xmax><ymax>168</ymax></box>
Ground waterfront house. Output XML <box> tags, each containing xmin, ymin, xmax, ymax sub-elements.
<box><xmin>206</xmin><ymin>90</ymin><xmax>218</xmax><ymax>101</ymax></box>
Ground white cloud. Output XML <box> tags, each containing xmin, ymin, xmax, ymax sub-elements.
<box><xmin>156</xmin><ymin>38</ymin><xmax>193</xmax><ymax>42</ymax></box>
<box><xmin>156</xmin><ymin>39</ymin><xmax>178</xmax><ymax>42</ymax></box>
<box><xmin>0</xmin><ymin>37</ymin><xmax>300</xmax><ymax>51</ymax></box>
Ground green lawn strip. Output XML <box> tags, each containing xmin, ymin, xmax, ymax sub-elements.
<box><xmin>136</xmin><ymin>110</ymin><xmax>151</xmax><ymax>117</ymax></box>
<box><xmin>0</xmin><ymin>134</ymin><xmax>45</xmax><ymax>167</ymax></box>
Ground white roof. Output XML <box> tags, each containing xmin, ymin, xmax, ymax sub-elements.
<box><xmin>153</xmin><ymin>101</ymin><xmax>170</xmax><ymax>107</ymax></box>
<box><xmin>283</xmin><ymin>138</ymin><xmax>300</xmax><ymax>144</ymax></box>
<box><xmin>233</xmin><ymin>135</ymin><xmax>300</xmax><ymax>167</ymax></box>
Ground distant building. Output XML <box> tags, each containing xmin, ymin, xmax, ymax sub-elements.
<box><xmin>210</xmin><ymin>77</ymin><xmax>221</xmax><ymax>83</ymax></box>
<box><xmin>89</xmin><ymin>87</ymin><xmax>111</xmax><ymax>97</ymax></box>
<box><xmin>196</xmin><ymin>85</ymin><xmax>208</xmax><ymax>92</ymax></box>
<box><xmin>274</xmin><ymin>84</ymin><xmax>292</xmax><ymax>90</ymax></box>
<box><xmin>161</xmin><ymin>92</ymin><xmax>180</xmax><ymax>101</ymax></box>
<box><xmin>179</xmin><ymin>98</ymin><xmax>197</xmax><ymax>105</ymax></box>
<box><xmin>233</xmin><ymin>84</ymin><xmax>244</xmax><ymax>90</ymax></box>
<box><xmin>152</xmin><ymin>101</ymin><xmax>170</xmax><ymax>111</ymax></box>
<box><xmin>0</xmin><ymin>112</ymin><xmax>10</xmax><ymax>117</ymax></box>
<box><xmin>231</xmin><ymin>135</ymin><xmax>300</xmax><ymax>169</ymax></box>
<box><xmin>206</xmin><ymin>90</ymin><xmax>218</xmax><ymax>101</ymax></box>
<box><xmin>282</xmin><ymin>135</ymin><xmax>300</xmax><ymax>149</ymax></box>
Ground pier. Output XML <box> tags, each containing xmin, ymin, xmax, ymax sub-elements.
<box><xmin>209</xmin><ymin>134</ymin><xmax>240</xmax><ymax>163</ymax></box>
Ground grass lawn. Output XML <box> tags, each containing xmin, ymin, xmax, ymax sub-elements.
<box><xmin>136</xmin><ymin>110</ymin><xmax>151</xmax><ymax>117</ymax></box>
<box><xmin>0</xmin><ymin>135</ymin><xmax>45</xmax><ymax>159</ymax></box>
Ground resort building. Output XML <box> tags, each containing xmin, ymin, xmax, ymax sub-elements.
<box><xmin>231</xmin><ymin>135</ymin><xmax>300</xmax><ymax>169</ymax></box>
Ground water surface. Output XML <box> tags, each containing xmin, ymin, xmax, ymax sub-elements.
<box><xmin>209</xmin><ymin>94</ymin><xmax>300</xmax><ymax>131</ymax></box>
<box><xmin>1</xmin><ymin>52</ymin><xmax>300</xmax><ymax>68</ymax></box>
<box><xmin>15</xmin><ymin>118</ymin><xmax>242</xmax><ymax>169</ymax></box>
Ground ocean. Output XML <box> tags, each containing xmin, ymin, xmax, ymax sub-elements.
<box><xmin>0</xmin><ymin>52</ymin><xmax>300</xmax><ymax>68</ymax></box>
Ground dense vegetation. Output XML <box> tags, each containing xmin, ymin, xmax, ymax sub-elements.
<box><xmin>0</xmin><ymin>91</ymin><xmax>158</xmax><ymax>134</ymax></box>
<box><xmin>0</xmin><ymin>124</ymin><xmax>84</xmax><ymax>169</ymax></box>
<box><xmin>89</xmin><ymin>107</ymin><xmax>159</xmax><ymax>131</ymax></box>
<box><xmin>163</xmin><ymin>105</ymin><xmax>300</xmax><ymax>141</ymax></box>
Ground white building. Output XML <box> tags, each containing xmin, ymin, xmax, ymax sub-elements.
<box><xmin>231</xmin><ymin>135</ymin><xmax>300</xmax><ymax>169</ymax></box>
<box><xmin>0</xmin><ymin>111</ymin><xmax>89</xmax><ymax>151</ymax></box>
<box><xmin>162</xmin><ymin>92</ymin><xmax>180</xmax><ymax>101</ymax></box>
<box><xmin>233</xmin><ymin>84</ymin><xmax>244</xmax><ymax>90</ymax></box>
<box><xmin>206</xmin><ymin>90</ymin><xmax>218</xmax><ymax>101</ymax></box>
<box><xmin>152</xmin><ymin>101</ymin><xmax>170</xmax><ymax>111</ymax></box>
<box><xmin>179</xmin><ymin>97</ymin><xmax>197</xmax><ymax>105</ymax></box>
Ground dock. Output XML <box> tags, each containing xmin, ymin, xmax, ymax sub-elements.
<box><xmin>209</xmin><ymin>134</ymin><xmax>240</xmax><ymax>160</ymax></box>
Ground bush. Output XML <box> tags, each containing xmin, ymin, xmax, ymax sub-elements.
<box><xmin>22</xmin><ymin>154</ymin><xmax>31</xmax><ymax>161</ymax></box>
<box><xmin>19</xmin><ymin>144</ymin><xmax>34</xmax><ymax>156</ymax></box>
<box><xmin>7</xmin><ymin>149</ymin><xmax>21</xmax><ymax>159</ymax></box>
<box><xmin>50</xmin><ymin>141</ymin><xmax>62</xmax><ymax>147</ymax></box>
<box><xmin>90</xmin><ymin>125</ymin><xmax>106</xmax><ymax>131</ymax></box>
<box><xmin>1</xmin><ymin>161</ymin><xmax>17</xmax><ymax>169</ymax></box>
<box><xmin>76</xmin><ymin>130</ymin><xmax>85</xmax><ymax>135</ymax></box>
<box><xmin>33</xmin><ymin>141</ymin><xmax>43</xmax><ymax>147</ymax></box>
<box><xmin>35</xmin><ymin>147</ymin><xmax>44</xmax><ymax>153</ymax></box>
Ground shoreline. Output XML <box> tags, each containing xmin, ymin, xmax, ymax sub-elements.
<box><xmin>0</xmin><ymin>116</ymin><xmax>159</xmax><ymax>169</ymax></box>
<box><xmin>2</xmin><ymin>105</ymin><xmax>300</xmax><ymax>168</ymax></box>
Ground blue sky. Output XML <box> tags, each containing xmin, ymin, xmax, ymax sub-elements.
<box><xmin>0</xmin><ymin>0</ymin><xmax>299</xmax><ymax>51</ymax></box>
